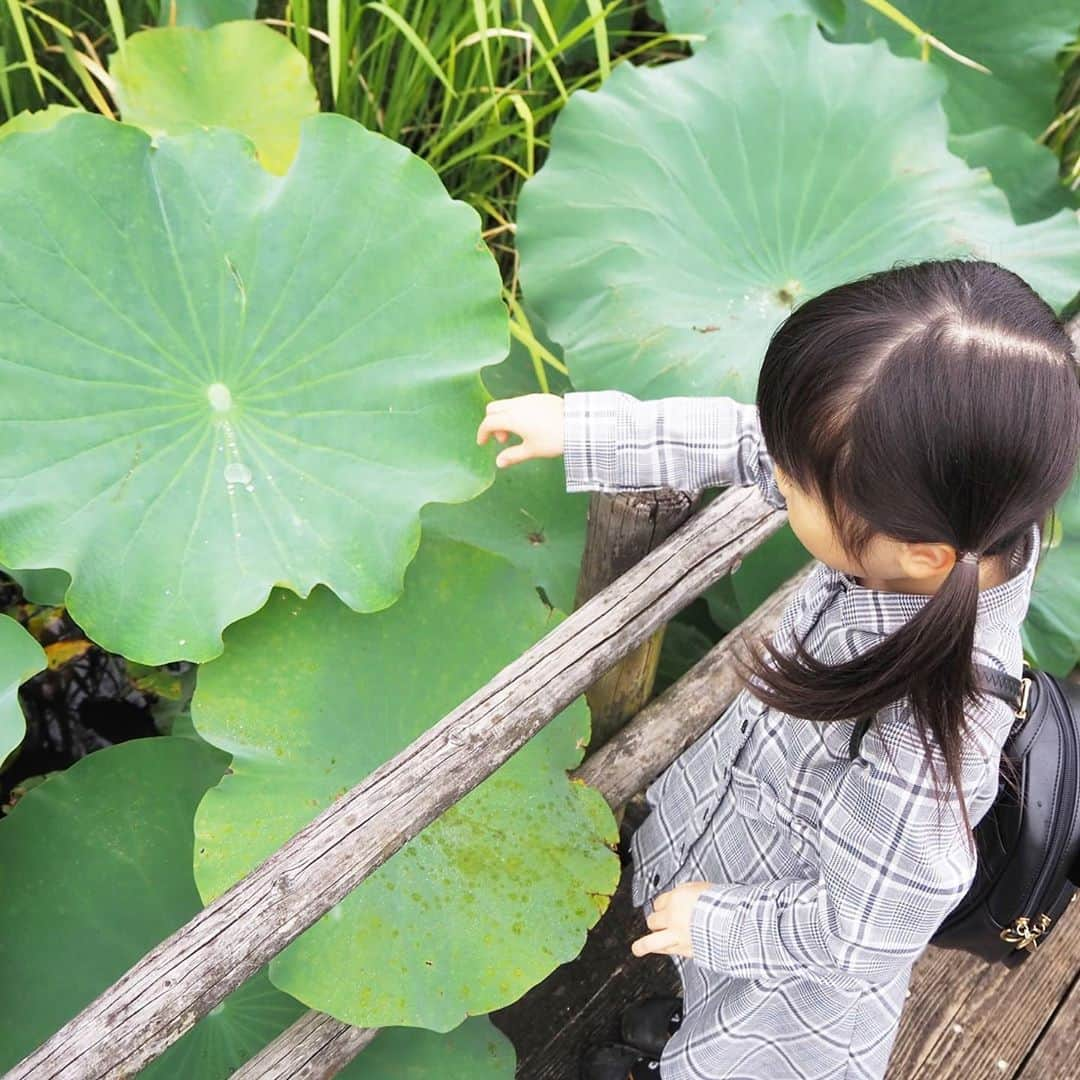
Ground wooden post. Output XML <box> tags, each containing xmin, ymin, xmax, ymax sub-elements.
<box><xmin>575</xmin><ymin>489</ymin><xmax>700</xmax><ymax>751</ymax></box>
<box><xmin>7</xmin><ymin>486</ymin><xmax>785</xmax><ymax>1080</ymax></box>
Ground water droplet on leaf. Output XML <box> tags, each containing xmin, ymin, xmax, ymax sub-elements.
<box><xmin>207</xmin><ymin>383</ymin><xmax>233</xmax><ymax>413</ymax></box>
<box><xmin>224</xmin><ymin>462</ymin><xmax>252</xmax><ymax>486</ymax></box>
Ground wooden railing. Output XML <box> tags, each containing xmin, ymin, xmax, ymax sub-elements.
<box><xmin>8</xmin><ymin>483</ymin><xmax>795</xmax><ymax>1079</ymax></box>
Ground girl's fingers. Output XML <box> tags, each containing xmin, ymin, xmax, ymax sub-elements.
<box><xmin>496</xmin><ymin>444</ymin><xmax>531</xmax><ymax>468</ymax></box>
<box><xmin>646</xmin><ymin>910</ymin><xmax>667</xmax><ymax>931</ymax></box>
<box><xmin>631</xmin><ymin>929</ymin><xmax>680</xmax><ymax>957</ymax></box>
<box><xmin>652</xmin><ymin>891</ymin><xmax>671</xmax><ymax>912</ymax></box>
<box><xmin>476</xmin><ymin>415</ymin><xmax>515</xmax><ymax>444</ymax></box>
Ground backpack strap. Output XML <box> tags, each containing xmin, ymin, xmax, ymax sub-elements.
<box><xmin>972</xmin><ymin>663</ymin><xmax>1025</xmax><ymax>712</ymax></box>
<box><xmin>847</xmin><ymin>663</ymin><xmax>1028</xmax><ymax>761</ymax></box>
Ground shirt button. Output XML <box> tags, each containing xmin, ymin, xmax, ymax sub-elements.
<box><xmin>652</xmin><ymin>873</ymin><xmax>661</xmax><ymax>886</ymax></box>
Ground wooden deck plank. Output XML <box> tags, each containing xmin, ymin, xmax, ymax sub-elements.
<box><xmin>899</xmin><ymin>896</ymin><xmax>1080</xmax><ymax>1080</ymax></box>
<box><xmin>1017</xmin><ymin>953</ymin><xmax>1080</xmax><ymax>1078</ymax></box>
<box><xmin>885</xmin><ymin>946</ymin><xmax>989</xmax><ymax>1076</ymax></box>
<box><xmin>494</xmin><ymin>815</ymin><xmax>1080</xmax><ymax>1080</ymax></box>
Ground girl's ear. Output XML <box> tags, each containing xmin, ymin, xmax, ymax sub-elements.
<box><xmin>898</xmin><ymin>540</ymin><xmax>956</xmax><ymax>581</ymax></box>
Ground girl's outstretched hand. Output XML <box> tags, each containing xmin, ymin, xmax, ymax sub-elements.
<box><xmin>476</xmin><ymin>393</ymin><xmax>564</xmax><ymax>469</ymax></box>
<box><xmin>630</xmin><ymin>881</ymin><xmax>711</xmax><ymax>959</ymax></box>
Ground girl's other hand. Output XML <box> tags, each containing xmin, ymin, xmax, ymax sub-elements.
<box><xmin>476</xmin><ymin>393</ymin><xmax>564</xmax><ymax>469</ymax></box>
<box><xmin>630</xmin><ymin>881</ymin><xmax>711</xmax><ymax>959</ymax></box>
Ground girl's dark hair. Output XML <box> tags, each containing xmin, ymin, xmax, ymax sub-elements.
<box><xmin>744</xmin><ymin>258</ymin><xmax>1080</xmax><ymax>830</ymax></box>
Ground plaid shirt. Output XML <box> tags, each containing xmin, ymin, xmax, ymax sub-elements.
<box><xmin>564</xmin><ymin>390</ymin><xmax>1039</xmax><ymax>1080</ymax></box>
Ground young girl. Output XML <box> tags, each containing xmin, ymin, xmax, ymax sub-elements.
<box><xmin>476</xmin><ymin>259</ymin><xmax>1080</xmax><ymax>1080</ymax></box>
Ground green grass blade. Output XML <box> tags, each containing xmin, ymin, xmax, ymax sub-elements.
<box><xmin>365</xmin><ymin>2</ymin><xmax>457</xmax><ymax>97</ymax></box>
<box><xmin>102</xmin><ymin>0</ymin><xmax>124</xmax><ymax>48</ymax></box>
<box><xmin>583</xmin><ymin>0</ymin><xmax>610</xmax><ymax>80</ymax></box>
<box><xmin>328</xmin><ymin>0</ymin><xmax>342</xmax><ymax>105</ymax></box>
<box><xmin>507</xmin><ymin>91</ymin><xmax>534</xmax><ymax>174</ymax></box>
<box><xmin>471</xmin><ymin>0</ymin><xmax>495</xmax><ymax>87</ymax></box>
<box><xmin>0</xmin><ymin>46</ymin><xmax>12</xmax><ymax>117</ymax></box>
<box><xmin>55</xmin><ymin>28</ymin><xmax>112</xmax><ymax>117</ymax></box>
<box><xmin>3</xmin><ymin>0</ymin><xmax>44</xmax><ymax>100</ymax></box>
<box><xmin>527</xmin><ymin>0</ymin><xmax>560</xmax><ymax>51</ymax></box>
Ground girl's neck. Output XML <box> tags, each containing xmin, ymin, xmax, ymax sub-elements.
<box><xmin>854</xmin><ymin>554</ymin><xmax>1010</xmax><ymax>595</ymax></box>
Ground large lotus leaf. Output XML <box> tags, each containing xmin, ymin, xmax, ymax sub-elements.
<box><xmin>0</xmin><ymin>112</ymin><xmax>506</xmax><ymax>664</ymax></box>
<box><xmin>111</xmin><ymin>23</ymin><xmax>319</xmax><ymax>174</ymax></box>
<box><xmin>340</xmin><ymin>1019</ymin><xmax>515</xmax><ymax>1078</ymax></box>
<box><xmin>516</xmin><ymin>15</ymin><xmax>1080</xmax><ymax>400</ymax></box>
<box><xmin>837</xmin><ymin>1</ymin><xmax>1079</xmax><ymax>138</ymax></box>
<box><xmin>658</xmin><ymin>0</ymin><xmax>844</xmax><ymax>37</ymax></box>
<box><xmin>950</xmin><ymin>127</ymin><xmax>1079</xmax><ymax>225</ymax></box>
<box><xmin>420</xmin><ymin>462</ymin><xmax>588</xmax><ymax>615</ymax></box>
<box><xmin>0</xmin><ymin>105</ymin><xmax>80</xmax><ymax>140</ymax></box>
<box><xmin>159</xmin><ymin>0</ymin><xmax>256</xmax><ymax>27</ymax></box>
<box><xmin>0</xmin><ymin>565</ymin><xmax>70</xmax><ymax>605</ymax></box>
<box><xmin>0</xmin><ymin>614</ymin><xmax>45</xmax><ymax>761</ymax></box>
<box><xmin>0</xmin><ymin>736</ymin><xmax>312</xmax><ymax>1078</ymax></box>
<box><xmin>1023</xmin><ymin>480</ymin><xmax>1080</xmax><ymax>676</ymax></box>
<box><xmin>192</xmin><ymin>534</ymin><xmax>619</xmax><ymax>1031</ymax></box>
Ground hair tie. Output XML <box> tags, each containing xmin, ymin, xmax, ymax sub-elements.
<box><xmin>958</xmin><ymin>549</ymin><xmax>980</xmax><ymax>565</ymax></box>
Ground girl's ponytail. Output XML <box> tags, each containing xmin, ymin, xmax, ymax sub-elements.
<box><xmin>745</xmin><ymin>258</ymin><xmax>1080</xmax><ymax>822</ymax></box>
<box><xmin>742</xmin><ymin>543</ymin><xmax>992</xmax><ymax>834</ymax></box>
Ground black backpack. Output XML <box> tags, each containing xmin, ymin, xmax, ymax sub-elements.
<box><xmin>849</xmin><ymin>665</ymin><xmax>1080</xmax><ymax>967</ymax></box>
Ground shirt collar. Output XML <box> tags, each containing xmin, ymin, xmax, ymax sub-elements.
<box><xmin>830</xmin><ymin>523</ymin><xmax>1040</xmax><ymax>637</ymax></box>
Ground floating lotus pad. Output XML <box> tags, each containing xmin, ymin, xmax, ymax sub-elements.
<box><xmin>0</xmin><ymin>105</ymin><xmax>80</xmax><ymax>140</ymax></box>
<box><xmin>948</xmin><ymin>126</ymin><xmax>1079</xmax><ymax>226</ymax></box>
<box><xmin>343</xmin><ymin>1020</ymin><xmax>516</xmax><ymax>1078</ymax></box>
<box><xmin>420</xmin><ymin>458</ymin><xmax>588</xmax><ymax>615</ymax></box>
<box><xmin>837</xmin><ymin>0</ymin><xmax>1080</xmax><ymax>140</ymax></box>
<box><xmin>0</xmin><ymin>615</ymin><xmax>45</xmax><ymax>761</ymax></box>
<box><xmin>659</xmin><ymin>0</ymin><xmax>843</xmax><ymax>37</ymax></box>
<box><xmin>0</xmin><ymin>736</ymin><xmax>308</xmax><ymax>1077</ymax></box>
<box><xmin>516</xmin><ymin>15</ymin><xmax>1080</xmax><ymax>400</ymax></box>
<box><xmin>1023</xmin><ymin>481</ymin><xmax>1080</xmax><ymax>677</ymax></box>
<box><xmin>193</xmin><ymin>534</ymin><xmax>619</xmax><ymax>1031</ymax></box>
<box><xmin>111</xmin><ymin>22</ymin><xmax>319</xmax><ymax>174</ymax></box>
<box><xmin>158</xmin><ymin>0</ymin><xmax>257</xmax><ymax>28</ymax></box>
<box><xmin>0</xmin><ymin>734</ymin><xmax>515</xmax><ymax>1075</ymax></box>
<box><xmin>0</xmin><ymin>112</ymin><xmax>506</xmax><ymax>663</ymax></box>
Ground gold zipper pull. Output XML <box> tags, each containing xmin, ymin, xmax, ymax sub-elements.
<box><xmin>999</xmin><ymin>913</ymin><xmax>1052</xmax><ymax>953</ymax></box>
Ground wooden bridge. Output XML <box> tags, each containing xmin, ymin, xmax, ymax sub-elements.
<box><xmin>6</xmin><ymin>450</ymin><xmax>1078</xmax><ymax>1078</ymax></box>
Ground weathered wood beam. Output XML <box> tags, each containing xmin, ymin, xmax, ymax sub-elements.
<box><xmin>8</xmin><ymin>485</ymin><xmax>785</xmax><ymax>1080</ymax></box>
<box><xmin>231</xmin><ymin>1013</ymin><xmax>376</xmax><ymax>1080</ymax></box>
<box><xmin>574</xmin><ymin>489</ymin><xmax>700</xmax><ymax>751</ymax></box>
<box><xmin>229</xmin><ymin>561</ymin><xmax>813</xmax><ymax>1079</ymax></box>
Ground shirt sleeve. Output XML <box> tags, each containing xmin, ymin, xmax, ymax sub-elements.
<box><xmin>562</xmin><ymin>389</ymin><xmax>786</xmax><ymax>509</ymax></box>
<box><xmin>687</xmin><ymin>712</ymin><xmax>986</xmax><ymax>990</ymax></box>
